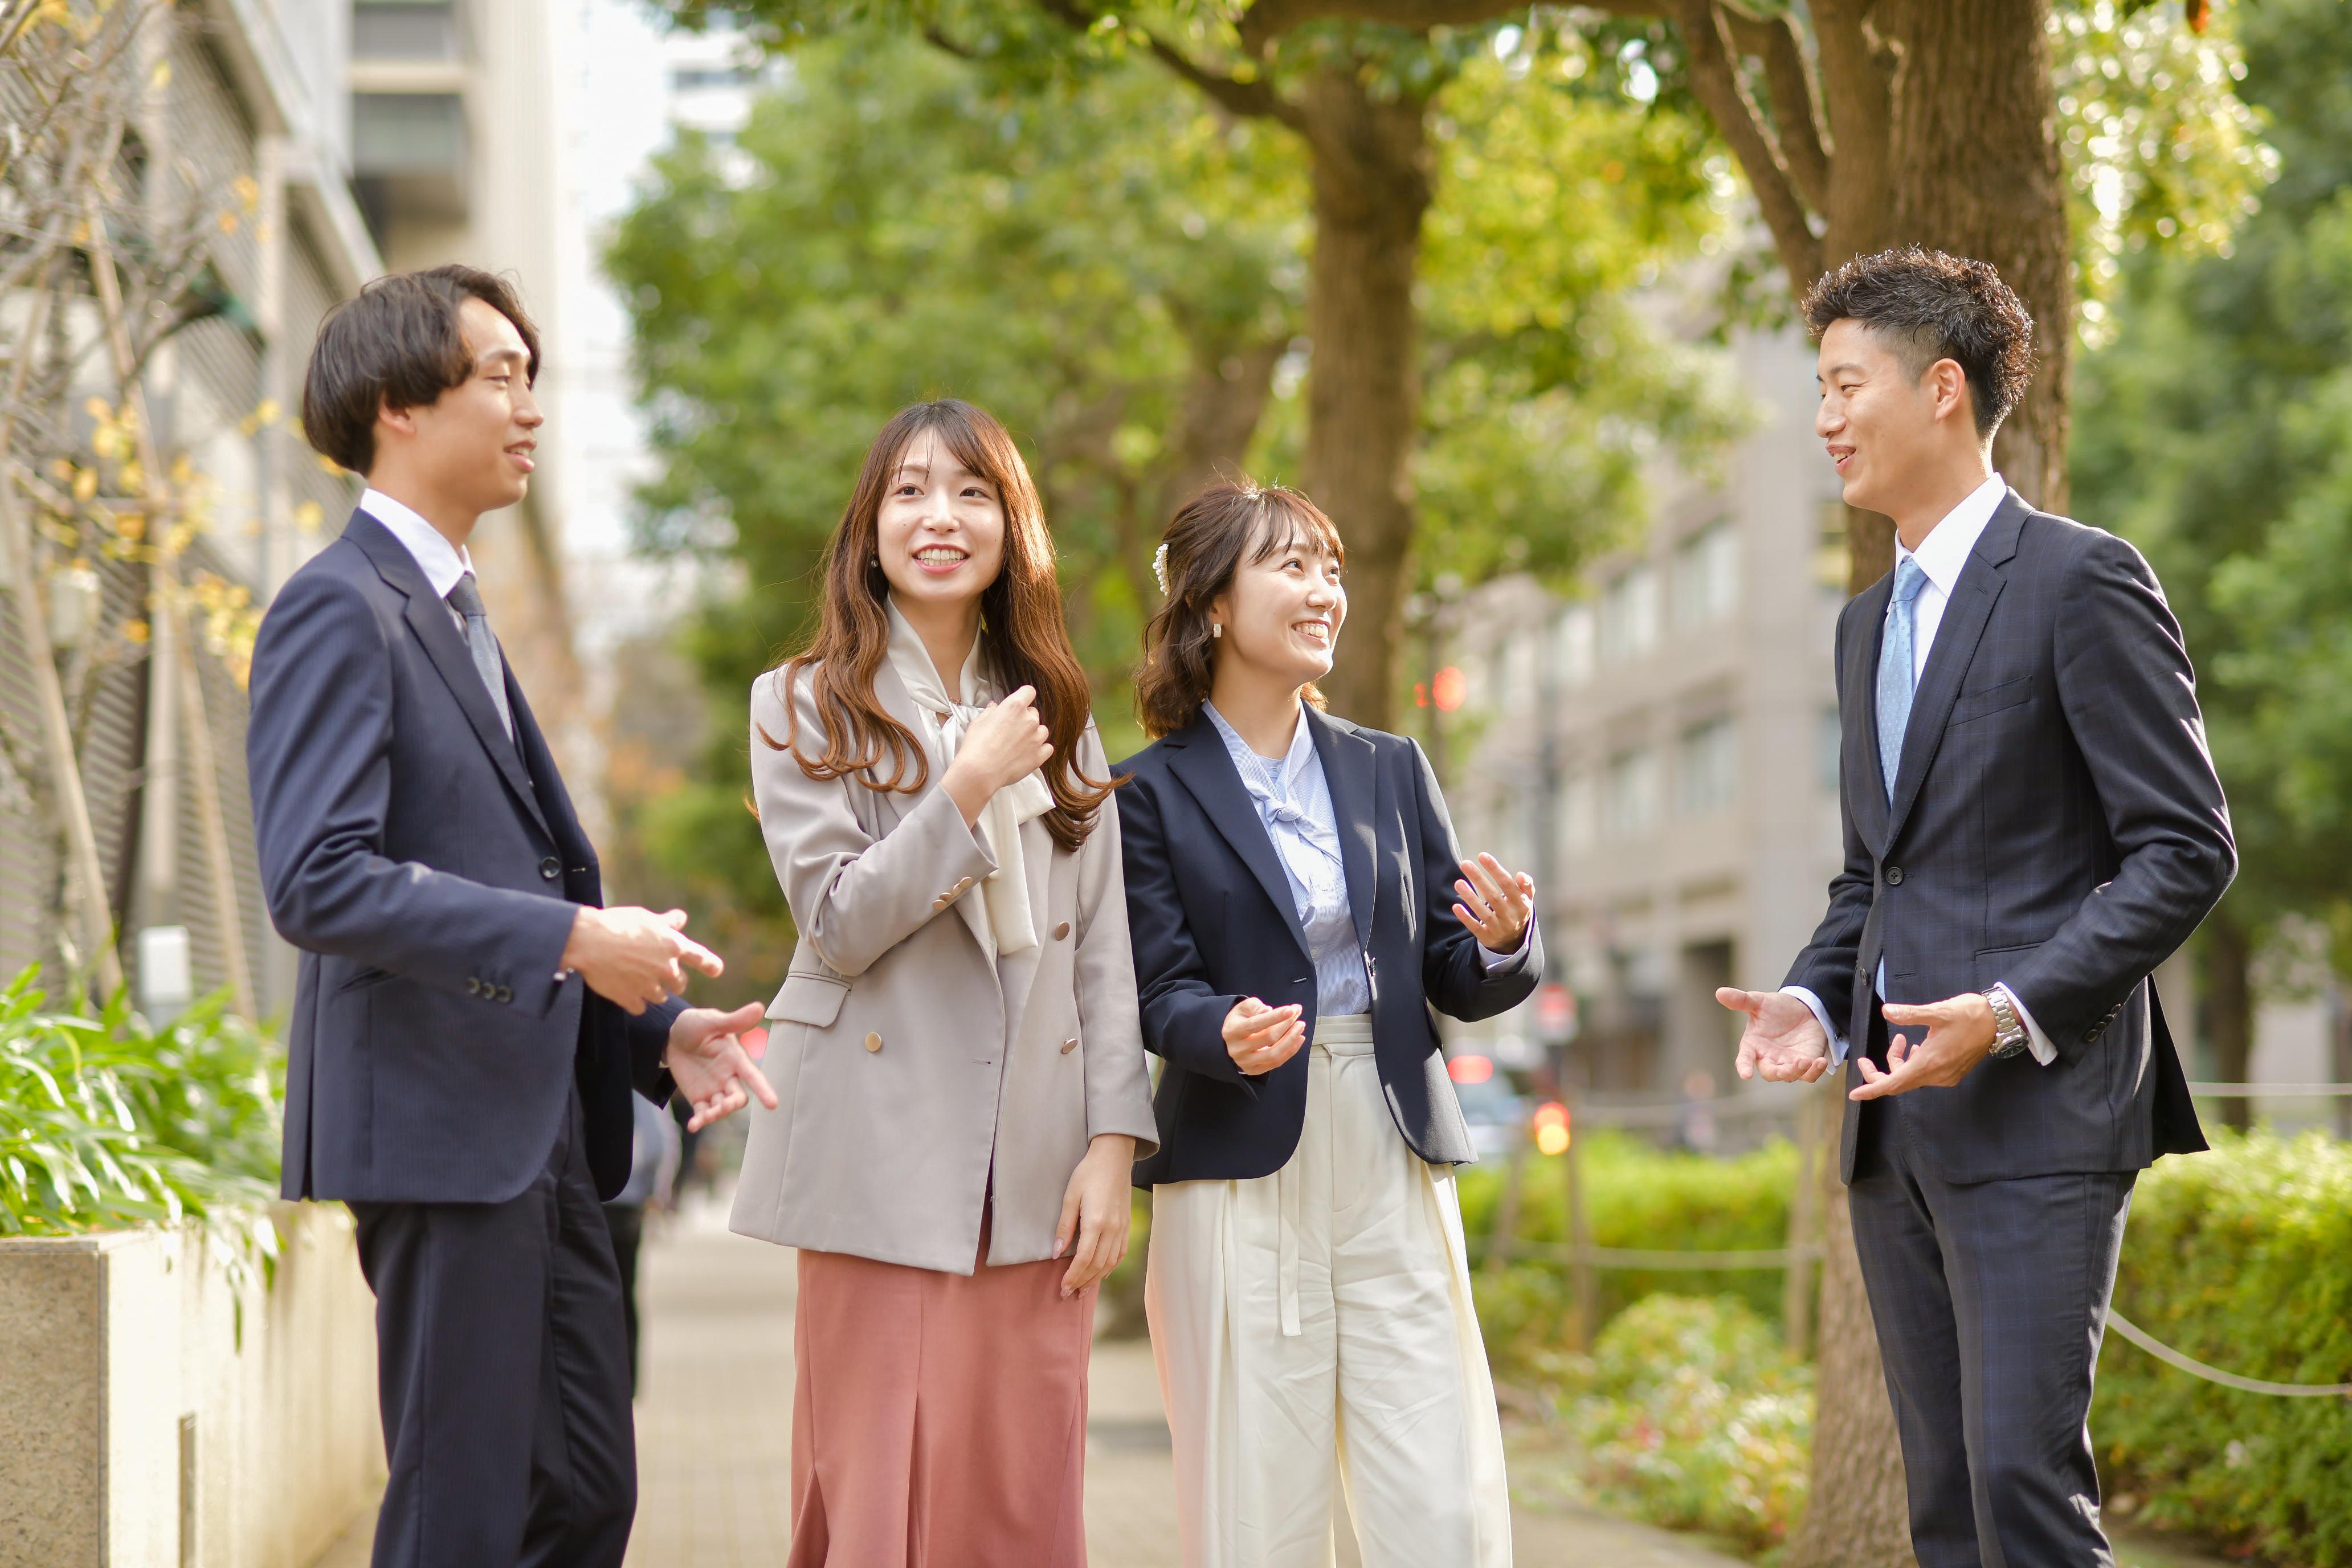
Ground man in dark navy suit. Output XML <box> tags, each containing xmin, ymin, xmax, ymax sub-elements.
<box><xmin>1718</xmin><ymin>249</ymin><xmax>2233</xmax><ymax>1567</ymax></box>
<box><xmin>247</xmin><ymin>266</ymin><xmax>775</xmax><ymax>1568</ymax></box>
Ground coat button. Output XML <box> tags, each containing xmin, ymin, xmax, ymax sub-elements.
<box><xmin>864</xmin><ymin>1031</ymin><xmax>883</xmax><ymax>1054</ymax></box>
<box><xmin>1053</xmin><ymin>921</ymin><xmax>1071</xmax><ymax>941</ymax></box>
<box><xmin>539</xmin><ymin>856</ymin><xmax>561</xmax><ymax>881</ymax></box>
<box><xmin>497</xmin><ymin>985</ymin><xmax>513</xmax><ymax>1003</ymax></box>
<box><xmin>1885</xmin><ymin>865</ymin><xmax>1905</xmax><ymax>885</ymax></box>
<box><xmin>1061</xmin><ymin>1037</ymin><xmax>1079</xmax><ymax>1055</ymax></box>
<box><xmin>933</xmin><ymin>895</ymin><xmax>951</xmax><ymax>911</ymax></box>
<box><xmin>466</xmin><ymin>978</ymin><xmax>480</xmax><ymax>996</ymax></box>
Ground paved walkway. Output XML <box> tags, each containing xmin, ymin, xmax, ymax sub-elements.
<box><xmin>308</xmin><ymin>1191</ymin><xmax>2237</xmax><ymax>1566</ymax></box>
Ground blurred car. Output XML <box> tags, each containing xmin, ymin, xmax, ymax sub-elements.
<box><xmin>1444</xmin><ymin>1052</ymin><xmax>1527</xmax><ymax>1159</ymax></box>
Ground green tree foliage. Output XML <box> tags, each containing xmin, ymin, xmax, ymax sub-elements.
<box><xmin>2072</xmin><ymin>0</ymin><xmax>2352</xmax><ymax>1053</ymax></box>
<box><xmin>603</xmin><ymin>31</ymin><xmax>1731</xmax><ymax>970</ymax></box>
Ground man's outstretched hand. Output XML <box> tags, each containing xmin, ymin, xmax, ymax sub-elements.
<box><xmin>665</xmin><ymin>1001</ymin><xmax>777</xmax><ymax>1132</ymax></box>
<box><xmin>564</xmin><ymin>905</ymin><xmax>724</xmax><ymax>1014</ymax></box>
<box><xmin>1849</xmin><ymin>994</ymin><xmax>1998</xmax><ymax>1101</ymax></box>
<box><xmin>1717</xmin><ymin>988</ymin><xmax>1832</xmax><ymax>1084</ymax></box>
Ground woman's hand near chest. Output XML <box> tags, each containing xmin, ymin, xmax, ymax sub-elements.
<box><xmin>942</xmin><ymin>685</ymin><xmax>1053</xmax><ymax>826</ymax></box>
<box><xmin>1053</xmin><ymin>1132</ymin><xmax>1138</xmax><ymax>1298</ymax></box>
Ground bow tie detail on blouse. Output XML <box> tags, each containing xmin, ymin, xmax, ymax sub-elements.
<box><xmin>885</xmin><ymin>598</ymin><xmax>1054</xmax><ymax>960</ymax></box>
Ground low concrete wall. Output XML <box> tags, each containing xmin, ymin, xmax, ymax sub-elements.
<box><xmin>0</xmin><ymin>1203</ymin><xmax>383</xmax><ymax>1568</ymax></box>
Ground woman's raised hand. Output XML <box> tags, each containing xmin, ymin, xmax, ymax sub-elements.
<box><xmin>942</xmin><ymin>684</ymin><xmax>1053</xmax><ymax>824</ymax></box>
<box><xmin>1453</xmin><ymin>852</ymin><xmax>1535</xmax><ymax>952</ymax></box>
<box><xmin>1223</xmin><ymin>995</ymin><xmax>1305</xmax><ymax>1076</ymax></box>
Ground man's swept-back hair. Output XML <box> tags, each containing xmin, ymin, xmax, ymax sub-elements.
<box><xmin>760</xmin><ymin>399</ymin><xmax>1117</xmax><ymax>851</ymax></box>
<box><xmin>301</xmin><ymin>264</ymin><xmax>541</xmax><ymax>475</ymax></box>
<box><xmin>1802</xmin><ymin>246</ymin><xmax>2036</xmax><ymax>439</ymax></box>
<box><xmin>1136</xmin><ymin>479</ymin><xmax>1345</xmax><ymax>739</ymax></box>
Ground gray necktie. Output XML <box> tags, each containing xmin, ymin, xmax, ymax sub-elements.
<box><xmin>1876</xmin><ymin>556</ymin><xmax>1928</xmax><ymax>803</ymax></box>
<box><xmin>445</xmin><ymin>572</ymin><xmax>513</xmax><ymax>739</ymax></box>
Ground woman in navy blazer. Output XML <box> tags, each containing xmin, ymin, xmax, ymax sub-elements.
<box><xmin>1117</xmin><ymin>480</ymin><xmax>1541</xmax><ymax>1568</ymax></box>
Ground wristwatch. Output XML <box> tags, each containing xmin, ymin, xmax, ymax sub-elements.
<box><xmin>1983</xmin><ymin>986</ymin><xmax>2031</xmax><ymax>1059</ymax></box>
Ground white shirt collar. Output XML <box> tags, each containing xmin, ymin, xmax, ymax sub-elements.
<box><xmin>1203</xmin><ymin>699</ymin><xmax>1317</xmax><ymax>797</ymax></box>
<box><xmin>1896</xmin><ymin>472</ymin><xmax>2008</xmax><ymax>598</ymax></box>
<box><xmin>360</xmin><ymin>487</ymin><xmax>476</xmax><ymax>602</ymax></box>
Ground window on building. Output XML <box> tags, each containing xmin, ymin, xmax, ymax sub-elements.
<box><xmin>1597</xmin><ymin>566</ymin><xmax>1659</xmax><ymax>665</ymax></box>
<box><xmin>1677</xmin><ymin>717</ymin><xmax>1738</xmax><ymax>816</ymax></box>
<box><xmin>1603</xmin><ymin>748</ymin><xmax>1659</xmax><ymax>840</ymax></box>
<box><xmin>672</xmin><ymin>64</ymin><xmax>763</xmax><ymax>91</ymax></box>
<box><xmin>1559</xmin><ymin>770</ymin><xmax>1595</xmax><ymax>852</ymax></box>
<box><xmin>1671</xmin><ymin>523</ymin><xmax>1738</xmax><ymax>629</ymax></box>
<box><xmin>1557</xmin><ymin>604</ymin><xmax>1595</xmax><ymax>687</ymax></box>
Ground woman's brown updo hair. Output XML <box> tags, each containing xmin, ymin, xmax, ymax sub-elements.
<box><xmin>1136</xmin><ymin>479</ymin><xmax>1346</xmax><ymax>739</ymax></box>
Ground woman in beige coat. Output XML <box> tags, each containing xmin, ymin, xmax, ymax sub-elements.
<box><xmin>731</xmin><ymin>399</ymin><xmax>1158</xmax><ymax>1566</ymax></box>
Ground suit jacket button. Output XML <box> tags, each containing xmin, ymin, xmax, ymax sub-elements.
<box><xmin>540</xmin><ymin>856</ymin><xmax>561</xmax><ymax>881</ymax></box>
<box><xmin>498</xmin><ymin>985</ymin><xmax>513</xmax><ymax>1003</ymax></box>
<box><xmin>466</xmin><ymin>978</ymin><xmax>480</xmax><ymax>996</ymax></box>
<box><xmin>864</xmin><ymin>1031</ymin><xmax>884</xmax><ymax>1054</ymax></box>
<box><xmin>1061</xmin><ymin>1037</ymin><xmax>1079</xmax><ymax>1055</ymax></box>
<box><xmin>933</xmin><ymin>895</ymin><xmax>951</xmax><ymax>911</ymax></box>
<box><xmin>1885</xmin><ymin>865</ymin><xmax>1905</xmax><ymax>885</ymax></box>
<box><xmin>1053</xmin><ymin>921</ymin><xmax>1072</xmax><ymax>941</ymax></box>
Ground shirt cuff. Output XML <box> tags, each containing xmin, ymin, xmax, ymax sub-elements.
<box><xmin>1479</xmin><ymin>921</ymin><xmax>1535</xmax><ymax>974</ymax></box>
<box><xmin>1992</xmin><ymin>982</ymin><xmax>2057</xmax><ymax>1066</ymax></box>
<box><xmin>1781</xmin><ymin>985</ymin><xmax>1851</xmax><ymax>1068</ymax></box>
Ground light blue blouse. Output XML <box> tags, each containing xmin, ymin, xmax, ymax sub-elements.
<box><xmin>1203</xmin><ymin>702</ymin><xmax>1528</xmax><ymax>1018</ymax></box>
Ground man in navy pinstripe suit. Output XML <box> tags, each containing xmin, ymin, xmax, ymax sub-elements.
<box><xmin>1718</xmin><ymin>248</ymin><xmax>2234</xmax><ymax>1567</ymax></box>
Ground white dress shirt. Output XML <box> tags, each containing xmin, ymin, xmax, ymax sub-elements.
<box><xmin>361</xmin><ymin>487</ymin><xmax>473</xmax><ymax>635</ymax></box>
<box><xmin>1203</xmin><ymin>702</ymin><xmax>1528</xmax><ymax>1019</ymax></box>
<box><xmin>1784</xmin><ymin>473</ymin><xmax>2056</xmax><ymax>1067</ymax></box>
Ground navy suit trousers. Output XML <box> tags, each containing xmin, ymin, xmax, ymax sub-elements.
<box><xmin>350</xmin><ymin>1089</ymin><xmax>636</xmax><ymax>1568</ymax></box>
<box><xmin>1848</xmin><ymin>1039</ymin><xmax>2135</xmax><ymax>1568</ymax></box>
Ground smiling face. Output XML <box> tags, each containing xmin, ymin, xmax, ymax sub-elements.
<box><xmin>1815</xmin><ymin>317</ymin><xmax>1978</xmax><ymax>518</ymax></box>
<box><xmin>873</xmin><ymin>429</ymin><xmax>1008</xmax><ymax>614</ymax></box>
<box><xmin>1210</xmin><ymin>515</ymin><xmax>1346</xmax><ymax>692</ymax></box>
<box><xmin>388</xmin><ymin>295</ymin><xmax>541</xmax><ymax>517</ymax></box>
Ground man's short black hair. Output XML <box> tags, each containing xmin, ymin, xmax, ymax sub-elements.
<box><xmin>301</xmin><ymin>265</ymin><xmax>541</xmax><ymax>475</ymax></box>
<box><xmin>1802</xmin><ymin>246</ymin><xmax>2037</xmax><ymax>440</ymax></box>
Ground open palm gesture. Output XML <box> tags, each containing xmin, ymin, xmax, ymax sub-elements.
<box><xmin>1717</xmin><ymin>987</ymin><xmax>1832</xmax><ymax>1084</ymax></box>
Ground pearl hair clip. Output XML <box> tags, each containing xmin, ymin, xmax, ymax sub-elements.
<box><xmin>1151</xmin><ymin>541</ymin><xmax>1171</xmax><ymax>597</ymax></box>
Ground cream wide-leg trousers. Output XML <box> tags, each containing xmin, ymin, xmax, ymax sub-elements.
<box><xmin>1145</xmin><ymin>1014</ymin><xmax>1512</xmax><ymax>1568</ymax></box>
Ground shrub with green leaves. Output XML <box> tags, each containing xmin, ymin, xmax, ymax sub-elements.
<box><xmin>1460</xmin><ymin>1129</ymin><xmax>1796</xmax><ymax>1360</ymax></box>
<box><xmin>2096</xmin><ymin>1129</ymin><xmax>2352</xmax><ymax>1566</ymax></box>
<box><xmin>1519</xmin><ymin>1294</ymin><xmax>1813</xmax><ymax>1554</ymax></box>
<box><xmin>0</xmin><ymin>966</ymin><xmax>280</xmax><ymax>1238</ymax></box>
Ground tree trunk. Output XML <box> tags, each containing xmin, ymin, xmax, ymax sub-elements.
<box><xmin>1295</xmin><ymin>68</ymin><xmax>1432</xmax><ymax>730</ymax></box>
<box><xmin>1882</xmin><ymin>0</ymin><xmax>2073</xmax><ymax>512</ymax></box>
<box><xmin>1783</xmin><ymin>1144</ymin><xmax>1918</xmax><ymax>1568</ymax></box>
<box><xmin>1784</xmin><ymin>10</ymin><xmax>2070</xmax><ymax>1562</ymax></box>
<box><xmin>2198</xmin><ymin>905</ymin><xmax>2255</xmax><ymax>1132</ymax></box>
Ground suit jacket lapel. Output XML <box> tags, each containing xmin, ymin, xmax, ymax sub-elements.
<box><xmin>1885</xmin><ymin>492</ymin><xmax>2026</xmax><ymax>842</ymax></box>
<box><xmin>347</xmin><ymin>513</ymin><xmax>554</xmax><ymax>841</ymax></box>
<box><xmin>1164</xmin><ymin>720</ymin><xmax>1313</xmax><ymax>963</ymax></box>
<box><xmin>1848</xmin><ymin>572</ymin><xmax>1894</xmax><ymax>858</ymax></box>
<box><xmin>1305</xmin><ymin>707</ymin><xmax>1378</xmax><ymax>949</ymax></box>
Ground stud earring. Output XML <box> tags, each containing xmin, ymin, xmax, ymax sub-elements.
<box><xmin>1211</xmin><ymin>623</ymin><xmax>1223</xmax><ymax>639</ymax></box>
<box><xmin>870</xmin><ymin>553</ymin><xmax>880</xmax><ymax>569</ymax></box>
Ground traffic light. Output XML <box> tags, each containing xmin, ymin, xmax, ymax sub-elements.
<box><xmin>1532</xmin><ymin>1100</ymin><xmax>1570</xmax><ymax>1155</ymax></box>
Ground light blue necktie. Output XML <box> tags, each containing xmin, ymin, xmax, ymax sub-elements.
<box><xmin>1876</xmin><ymin>556</ymin><xmax>1928</xmax><ymax>803</ymax></box>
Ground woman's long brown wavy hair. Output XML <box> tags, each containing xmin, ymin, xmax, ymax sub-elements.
<box><xmin>760</xmin><ymin>399</ymin><xmax>1116</xmax><ymax>850</ymax></box>
<box><xmin>1136</xmin><ymin>479</ymin><xmax>1346</xmax><ymax>739</ymax></box>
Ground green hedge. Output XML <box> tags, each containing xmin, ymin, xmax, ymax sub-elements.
<box><xmin>0</xmin><ymin>967</ymin><xmax>280</xmax><ymax>1238</ymax></box>
<box><xmin>2096</xmin><ymin>1129</ymin><xmax>2352</xmax><ymax>1565</ymax></box>
<box><xmin>1459</xmin><ymin>1130</ymin><xmax>1796</xmax><ymax>1374</ymax></box>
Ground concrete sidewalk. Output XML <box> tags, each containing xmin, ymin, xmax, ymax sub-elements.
<box><xmin>308</xmin><ymin>1190</ymin><xmax>1742</xmax><ymax>1566</ymax></box>
<box><xmin>308</xmin><ymin>1191</ymin><xmax>2235</xmax><ymax>1566</ymax></box>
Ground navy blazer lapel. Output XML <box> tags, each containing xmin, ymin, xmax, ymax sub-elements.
<box><xmin>1305</xmin><ymin>707</ymin><xmax>1378</xmax><ymax>949</ymax></box>
<box><xmin>1848</xmin><ymin>573</ymin><xmax>1894</xmax><ymax>858</ymax></box>
<box><xmin>345</xmin><ymin>513</ymin><xmax>554</xmax><ymax>841</ymax></box>
<box><xmin>1885</xmin><ymin>493</ymin><xmax>2026</xmax><ymax>841</ymax></box>
<box><xmin>1163</xmin><ymin>719</ymin><xmax>1313</xmax><ymax>963</ymax></box>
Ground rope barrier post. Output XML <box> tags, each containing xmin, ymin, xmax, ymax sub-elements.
<box><xmin>1565</xmin><ymin>1087</ymin><xmax>1596</xmax><ymax>1352</ymax></box>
